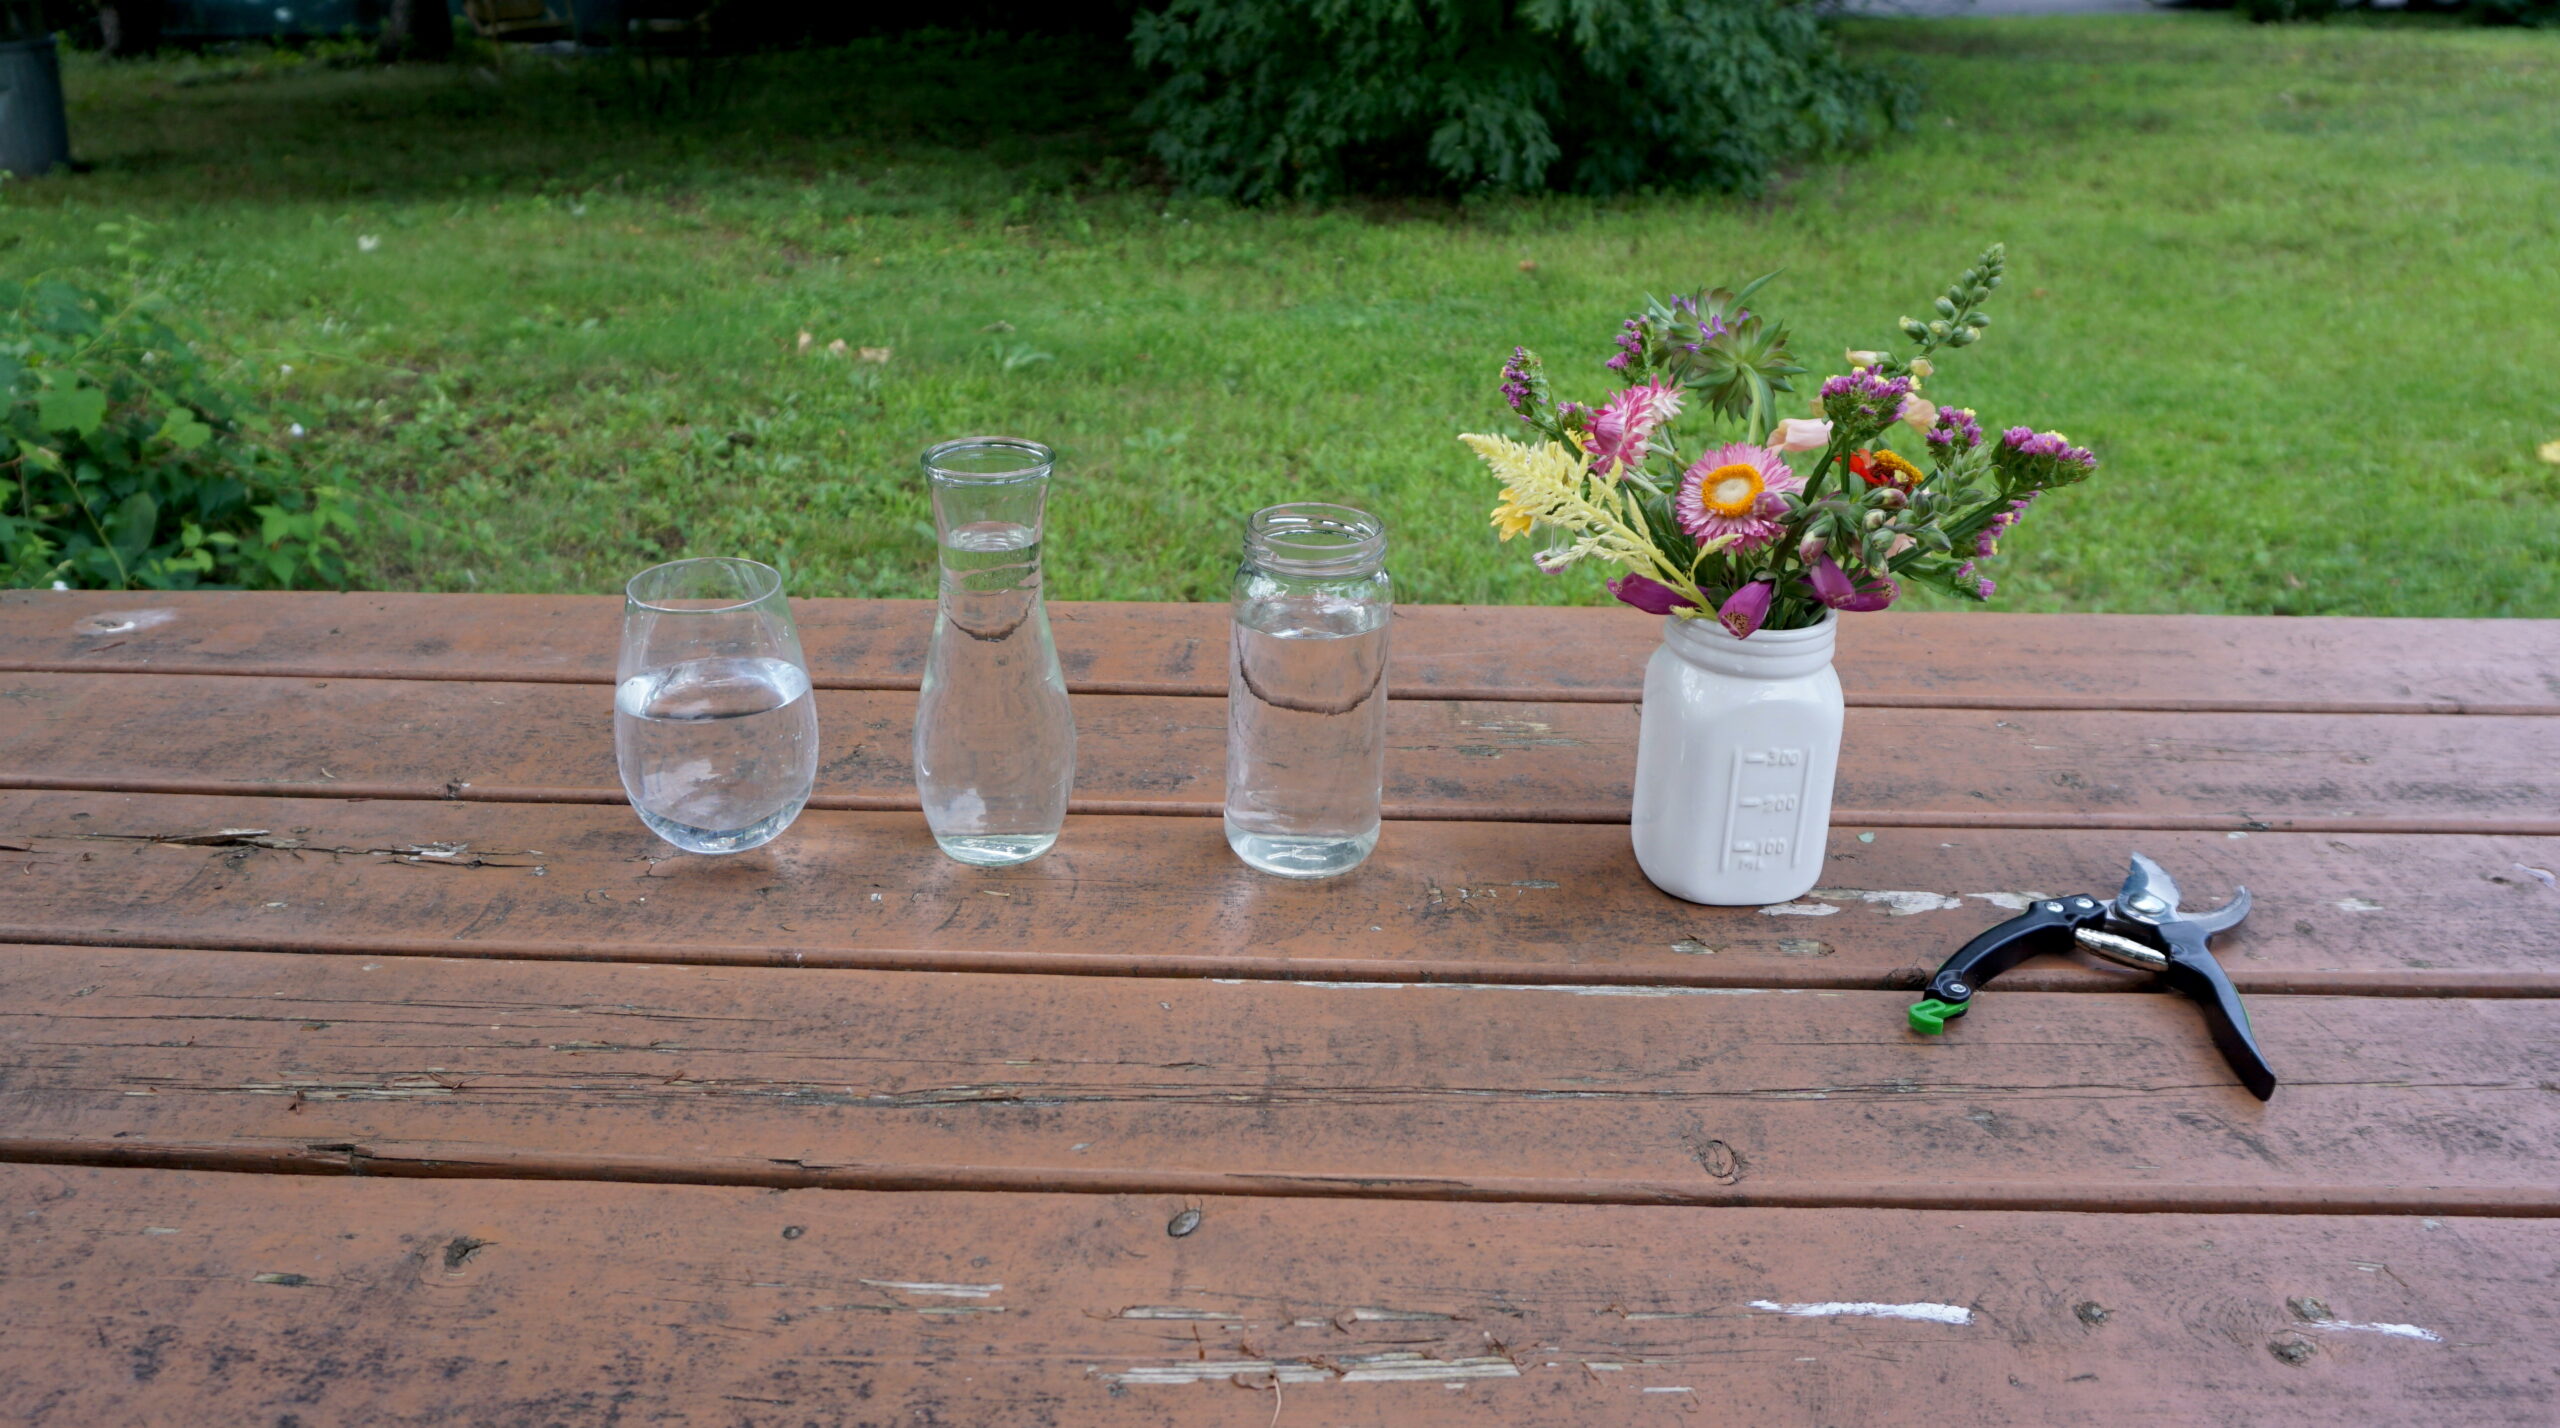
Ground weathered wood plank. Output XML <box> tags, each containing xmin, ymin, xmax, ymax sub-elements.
<box><xmin>8</xmin><ymin>1167</ymin><xmax>2547</xmax><ymax>1426</ymax></box>
<box><xmin>4</xmin><ymin>672</ymin><xmax>2556</xmax><ymax>830</ymax></box>
<box><xmin>6</xmin><ymin>947</ymin><xmax>2556</xmax><ymax>1211</ymax></box>
<box><xmin>3</xmin><ymin>791</ymin><xmax>2553</xmax><ymax>993</ymax></box>
<box><xmin>7</xmin><ymin>589</ymin><xmax>2557</xmax><ymax>712</ymax></box>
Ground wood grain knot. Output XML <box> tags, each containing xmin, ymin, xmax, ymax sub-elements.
<box><xmin>1694</xmin><ymin>1140</ymin><xmax>1744</xmax><ymax>1185</ymax></box>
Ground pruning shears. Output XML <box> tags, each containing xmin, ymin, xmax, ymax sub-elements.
<box><xmin>1907</xmin><ymin>853</ymin><xmax>2277</xmax><ymax>1101</ymax></box>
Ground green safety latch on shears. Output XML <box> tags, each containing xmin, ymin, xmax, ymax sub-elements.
<box><xmin>1906</xmin><ymin>998</ymin><xmax>1969</xmax><ymax>1035</ymax></box>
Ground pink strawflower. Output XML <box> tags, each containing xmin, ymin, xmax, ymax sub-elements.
<box><xmin>1675</xmin><ymin>442</ymin><xmax>1801</xmax><ymax>551</ymax></box>
<box><xmin>1584</xmin><ymin>380</ymin><xmax>1682</xmax><ymax>475</ymax></box>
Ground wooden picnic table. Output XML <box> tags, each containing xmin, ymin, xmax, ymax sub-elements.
<box><xmin>1</xmin><ymin>589</ymin><xmax>2556</xmax><ymax>1424</ymax></box>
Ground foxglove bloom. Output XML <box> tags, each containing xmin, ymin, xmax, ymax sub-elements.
<box><xmin>1675</xmin><ymin>442</ymin><xmax>1800</xmax><ymax>552</ymax></box>
<box><xmin>1609</xmin><ymin>573</ymin><xmax>1697</xmax><ymax>615</ymax></box>
<box><xmin>1953</xmin><ymin>560</ymin><xmax>1997</xmax><ymax>600</ymax></box>
<box><xmin>1804</xmin><ymin>553</ymin><xmax>1899</xmax><ymax>612</ymax></box>
<box><xmin>1819</xmin><ymin>369</ymin><xmax>1912</xmax><ymax>442</ymax></box>
<box><xmin>1716</xmin><ymin>580</ymin><xmax>1775</xmax><ymax>639</ymax></box>
<box><xmin>1584</xmin><ymin>381</ymin><xmax>1682</xmax><ymax>477</ymax></box>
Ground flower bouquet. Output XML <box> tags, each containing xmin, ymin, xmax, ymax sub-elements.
<box><xmin>1461</xmin><ymin>244</ymin><xmax>2101</xmax><ymax>904</ymax></box>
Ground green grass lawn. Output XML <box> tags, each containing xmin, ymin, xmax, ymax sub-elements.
<box><xmin>8</xmin><ymin>16</ymin><xmax>2558</xmax><ymax>612</ymax></box>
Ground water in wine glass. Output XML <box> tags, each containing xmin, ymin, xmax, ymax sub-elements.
<box><xmin>614</xmin><ymin>654</ymin><xmax>818</xmax><ymax>854</ymax></box>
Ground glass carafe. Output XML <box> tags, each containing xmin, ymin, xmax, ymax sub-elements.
<box><xmin>1224</xmin><ymin>503</ymin><xmax>1392</xmax><ymax>878</ymax></box>
<box><xmin>913</xmin><ymin>437</ymin><xmax>1075</xmax><ymax>866</ymax></box>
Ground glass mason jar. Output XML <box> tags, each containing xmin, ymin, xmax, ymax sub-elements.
<box><xmin>1224</xmin><ymin>503</ymin><xmax>1393</xmax><ymax>878</ymax></box>
<box><xmin>614</xmin><ymin>557</ymin><xmax>819</xmax><ymax>855</ymax></box>
<box><xmin>913</xmin><ymin>437</ymin><xmax>1076</xmax><ymax>866</ymax></box>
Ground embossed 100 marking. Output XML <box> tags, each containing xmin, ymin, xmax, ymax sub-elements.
<box><xmin>1725</xmin><ymin>746</ymin><xmax>1812</xmax><ymax>872</ymax></box>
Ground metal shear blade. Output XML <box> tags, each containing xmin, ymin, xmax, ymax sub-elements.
<box><xmin>1909</xmin><ymin>853</ymin><xmax>2278</xmax><ymax>1101</ymax></box>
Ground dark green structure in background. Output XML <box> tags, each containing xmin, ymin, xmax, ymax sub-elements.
<box><xmin>1</xmin><ymin>2</ymin><xmax>71</xmax><ymax>176</ymax></box>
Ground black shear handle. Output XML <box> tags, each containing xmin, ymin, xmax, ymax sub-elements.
<box><xmin>2155</xmin><ymin>922</ymin><xmax>2279</xmax><ymax>1102</ymax></box>
<box><xmin>1923</xmin><ymin>898</ymin><xmax>2104</xmax><ymax>1005</ymax></box>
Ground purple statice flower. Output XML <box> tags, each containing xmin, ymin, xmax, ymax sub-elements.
<box><xmin>1991</xmin><ymin>426</ymin><xmax>2099</xmax><ymax>491</ymax></box>
<box><xmin>1925</xmin><ymin>405</ymin><xmax>1983</xmax><ymax>454</ymax></box>
<box><xmin>1609</xmin><ymin>573</ymin><xmax>1696</xmax><ymax>615</ymax></box>
<box><xmin>1819</xmin><ymin>369</ymin><xmax>1914</xmax><ymax>441</ymax></box>
<box><xmin>1952</xmin><ymin>560</ymin><xmax>1997</xmax><ymax>601</ymax></box>
<box><xmin>1972</xmin><ymin>495</ymin><xmax>2034</xmax><ymax>557</ymax></box>
<box><xmin>1716</xmin><ymin>580</ymin><xmax>1775</xmax><ymax>639</ymax></box>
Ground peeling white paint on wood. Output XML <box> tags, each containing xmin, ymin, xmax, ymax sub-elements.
<box><xmin>73</xmin><ymin>608</ymin><xmax>178</xmax><ymax>636</ymax></box>
<box><xmin>2333</xmin><ymin>897</ymin><xmax>2384</xmax><ymax>912</ymax></box>
<box><xmin>1811</xmin><ymin>889</ymin><xmax>1966</xmax><ymax>915</ymax></box>
<box><xmin>1759</xmin><ymin>903</ymin><xmax>1841</xmax><ymax>917</ymax></box>
<box><xmin>2309</xmin><ymin>1318</ymin><xmax>2442</xmax><ymax>1342</ymax></box>
<box><xmin>1340</xmin><ymin>1353</ymin><xmax>1520</xmax><ymax>1382</ymax></box>
<box><xmin>1112</xmin><ymin>1306</ymin><xmax>1238</xmax><ymax>1320</ymax></box>
<box><xmin>1966</xmin><ymin>892</ymin><xmax>2052</xmax><ymax>911</ymax></box>
<box><xmin>1748</xmin><ymin>1299</ymin><xmax>1973</xmax><ymax>1325</ymax></box>
<box><xmin>1096</xmin><ymin>1353</ymin><xmax>1519</xmax><ymax>1386</ymax></box>
<box><xmin>1310</xmin><ymin>981</ymin><xmax>1780</xmax><ymax>996</ymax></box>
<box><xmin>858</xmin><ymin>1279</ymin><xmax>1001</xmax><ymax>1298</ymax></box>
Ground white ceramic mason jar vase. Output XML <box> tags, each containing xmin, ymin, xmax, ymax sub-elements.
<box><xmin>1629</xmin><ymin>611</ymin><xmax>1843</xmax><ymax>906</ymax></box>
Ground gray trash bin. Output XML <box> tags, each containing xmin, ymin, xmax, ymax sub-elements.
<box><xmin>0</xmin><ymin>35</ymin><xmax>71</xmax><ymax>178</ymax></box>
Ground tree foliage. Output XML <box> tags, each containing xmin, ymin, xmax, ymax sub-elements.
<box><xmin>1131</xmin><ymin>0</ymin><xmax>1914</xmax><ymax>201</ymax></box>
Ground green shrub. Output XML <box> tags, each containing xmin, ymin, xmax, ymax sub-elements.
<box><xmin>1</xmin><ymin>268</ymin><xmax>355</xmax><ymax>589</ymax></box>
<box><xmin>1131</xmin><ymin>0</ymin><xmax>1913</xmax><ymax>201</ymax></box>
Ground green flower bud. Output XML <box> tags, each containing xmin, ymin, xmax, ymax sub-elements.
<box><xmin>1900</xmin><ymin>317</ymin><xmax>1928</xmax><ymax>341</ymax></box>
<box><xmin>1934</xmin><ymin>297</ymin><xmax>1958</xmax><ymax>318</ymax></box>
<box><xmin>1928</xmin><ymin>320</ymin><xmax>1951</xmax><ymax>339</ymax></box>
<box><xmin>1946</xmin><ymin>327</ymin><xmax>1979</xmax><ymax>346</ymax></box>
<box><xmin>1965</xmin><ymin>312</ymin><xmax>1991</xmax><ymax>328</ymax></box>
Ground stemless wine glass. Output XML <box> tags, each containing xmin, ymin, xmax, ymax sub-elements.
<box><xmin>614</xmin><ymin>557</ymin><xmax>819</xmax><ymax>855</ymax></box>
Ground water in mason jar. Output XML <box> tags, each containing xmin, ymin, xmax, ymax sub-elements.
<box><xmin>916</xmin><ymin>520</ymin><xmax>1076</xmax><ymax>866</ymax></box>
<box><xmin>614</xmin><ymin>655</ymin><xmax>818</xmax><ymax>854</ymax></box>
<box><xmin>1225</xmin><ymin>593</ymin><xmax>1391</xmax><ymax>877</ymax></box>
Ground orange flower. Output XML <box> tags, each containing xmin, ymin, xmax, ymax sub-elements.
<box><xmin>1851</xmin><ymin>449</ymin><xmax>1925</xmax><ymax>490</ymax></box>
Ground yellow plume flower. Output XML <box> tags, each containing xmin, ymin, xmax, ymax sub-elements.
<box><xmin>1458</xmin><ymin>432</ymin><xmax>1714</xmax><ymax>609</ymax></box>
